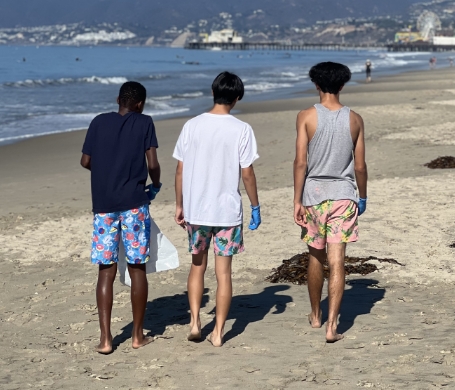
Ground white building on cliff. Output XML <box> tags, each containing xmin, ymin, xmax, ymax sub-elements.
<box><xmin>202</xmin><ymin>29</ymin><xmax>243</xmax><ymax>43</ymax></box>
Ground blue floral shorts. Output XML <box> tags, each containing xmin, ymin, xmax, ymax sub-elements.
<box><xmin>91</xmin><ymin>204</ymin><xmax>151</xmax><ymax>265</ymax></box>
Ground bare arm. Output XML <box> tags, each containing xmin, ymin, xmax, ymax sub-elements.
<box><xmin>353</xmin><ymin>115</ymin><xmax>368</xmax><ymax>199</ymax></box>
<box><xmin>293</xmin><ymin>111</ymin><xmax>309</xmax><ymax>226</ymax></box>
<box><xmin>145</xmin><ymin>147</ymin><xmax>161</xmax><ymax>187</ymax></box>
<box><xmin>174</xmin><ymin>161</ymin><xmax>186</xmax><ymax>228</ymax></box>
<box><xmin>80</xmin><ymin>154</ymin><xmax>91</xmax><ymax>171</ymax></box>
<box><xmin>241</xmin><ymin>165</ymin><xmax>259</xmax><ymax>207</ymax></box>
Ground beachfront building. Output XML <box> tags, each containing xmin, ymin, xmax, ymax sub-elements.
<box><xmin>201</xmin><ymin>29</ymin><xmax>243</xmax><ymax>44</ymax></box>
<box><xmin>432</xmin><ymin>35</ymin><xmax>455</xmax><ymax>45</ymax></box>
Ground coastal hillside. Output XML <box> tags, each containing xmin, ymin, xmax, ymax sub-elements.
<box><xmin>0</xmin><ymin>0</ymin><xmax>423</xmax><ymax>31</ymax></box>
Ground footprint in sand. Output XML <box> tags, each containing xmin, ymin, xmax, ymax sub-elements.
<box><xmin>69</xmin><ymin>322</ymin><xmax>85</xmax><ymax>332</ymax></box>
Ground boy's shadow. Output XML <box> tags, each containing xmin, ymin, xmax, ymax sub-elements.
<box><xmin>202</xmin><ymin>285</ymin><xmax>293</xmax><ymax>343</ymax></box>
<box><xmin>320</xmin><ymin>279</ymin><xmax>385</xmax><ymax>334</ymax></box>
<box><xmin>112</xmin><ymin>288</ymin><xmax>210</xmax><ymax>349</ymax></box>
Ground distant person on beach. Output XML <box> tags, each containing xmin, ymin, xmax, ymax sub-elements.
<box><xmin>293</xmin><ymin>62</ymin><xmax>368</xmax><ymax>343</ymax></box>
<box><xmin>429</xmin><ymin>57</ymin><xmax>437</xmax><ymax>70</ymax></box>
<box><xmin>365</xmin><ymin>59</ymin><xmax>372</xmax><ymax>82</ymax></box>
<box><xmin>173</xmin><ymin>71</ymin><xmax>261</xmax><ymax>347</ymax></box>
<box><xmin>80</xmin><ymin>81</ymin><xmax>162</xmax><ymax>354</ymax></box>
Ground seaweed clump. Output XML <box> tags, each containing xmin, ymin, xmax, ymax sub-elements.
<box><xmin>267</xmin><ymin>253</ymin><xmax>404</xmax><ymax>285</ymax></box>
<box><xmin>424</xmin><ymin>156</ymin><xmax>455</xmax><ymax>169</ymax></box>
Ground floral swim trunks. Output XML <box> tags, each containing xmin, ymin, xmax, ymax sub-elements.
<box><xmin>301</xmin><ymin>200</ymin><xmax>359</xmax><ymax>250</ymax></box>
<box><xmin>187</xmin><ymin>224</ymin><xmax>244</xmax><ymax>256</ymax></box>
<box><xmin>91</xmin><ymin>204</ymin><xmax>151</xmax><ymax>265</ymax></box>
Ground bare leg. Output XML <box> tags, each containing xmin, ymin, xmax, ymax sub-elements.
<box><xmin>208</xmin><ymin>255</ymin><xmax>232</xmax><ymax>347</ymax></box>
<box><xmin>187</xmin><ymin>251</ymin><xmax>208</xmax><ymax>341</ymax></box>
<box><xmin>127</xmin><ymin>263</ymin><xmax>153</xmax><ymax>349</ymax></box>
<box><xmin>326</xmin><ymin>243</ymin><xmax>346</xmax><ymax>343</ymax></box>
<box><xmin>307</xmin><ymin>246</ymin><xmax>325</xmax><ymax>328</ymax></box>
<box><xmin>96</xmin><ymin>263</ymin><xmax>117</xmax><ymax>354</ymax></box>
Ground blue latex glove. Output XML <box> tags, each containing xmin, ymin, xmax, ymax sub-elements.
<box><xmin>358</xmin><ymin>197</ymin><xmax>367</xmax><ymax>216</ymax></box>
<box><xmin>248</xmin><ymin>204</ymin><xmax>261</xmax><ymax>230</ymax></box>
<box><xmin>146</xmin><ymin>183</ymin><xmax>162</xmax><ymax>201</ymax></box>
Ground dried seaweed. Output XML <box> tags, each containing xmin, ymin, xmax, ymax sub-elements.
<box><xmin>266</xmin><ymin>253</ymin><xmax>404</xmax><ymax>285</ymax></box>
<box><xmin>449</xmin><ymin>242</ymin><xmax>455</xmax><ymax>249</ymax></box>
<box><xmin>424</xmin><ymin>156</ymin><xmax>455</xmax><ymax>169</ymax></box>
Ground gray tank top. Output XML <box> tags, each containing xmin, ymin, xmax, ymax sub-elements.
<box><xmin>302</xmin><ymin>104</ymin><xmax>358</xmax><ymax>206</ymax></box>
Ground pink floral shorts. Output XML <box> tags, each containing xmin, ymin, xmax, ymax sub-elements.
<box><xmin>187</xmin><ymin>224</ymin><xmax>244</xmax><ymax>257</ymax></box>
<box><xmin>302</xmin><ymin>200</ymin><xmax>359</xmax><ymax>250</ymax></box>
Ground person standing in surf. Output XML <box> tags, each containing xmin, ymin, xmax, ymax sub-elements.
<box><xmin>365</xmin><ymin>59</ymin><xmax>372</xmax><ymax>83</ymax></box>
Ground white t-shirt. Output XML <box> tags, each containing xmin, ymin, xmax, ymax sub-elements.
<box><xmin>173</xmin><ymin>113</ymin><xmax>259</xmax><ymax>227</ymax></box>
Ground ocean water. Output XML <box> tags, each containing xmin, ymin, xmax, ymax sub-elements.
<box><xmin>0</xmin><ymin>45</ymin><xmax>446</xmax><ymax>145</ymax></box>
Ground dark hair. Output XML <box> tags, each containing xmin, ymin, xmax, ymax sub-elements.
<box><xmin>212</xmin><ymin>71</ymin><xmax>244</xmax><ymax>105</ymax></box>
<box><xmin>118</xmin><ymin>81</ymin><xmax>147</xmax><ymax>109</ymax></box>
<box><xmin>309</xmin><ymin>62</ymin><xmax>351</xmax><ymax>94</ymax></box>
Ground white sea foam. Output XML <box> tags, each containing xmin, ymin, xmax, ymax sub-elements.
<box><xmin>0</xmin><ymin>113</ymin><xmax>98</xmax><ymax>145</ymax></box>
<box><xmin>349</xmin><ymin>55</ymin><xmax>425</xmax><ymax>74</ymax></box>
<box><xmin>382</xmin><ymin>52</ymin><xmax>429</xmax><ymax>58</ymax></box>
<box><xmin>145</xmin><ymin>99</ymin><xmax>191</xmax><ymax>117</ymax></box>
<box><xmin>148</xmin><ymin>74</ymin><xmax>170</xmax><ymax>80</ymax></box>
<box><xmin>3</xmin><ymin>76</ymin><xmax>128</xmax><ymax>88</ymax></box>
<box><xmin>0</xmin><ymin>127</ymin><xmax>85</xmax><ymax>145</ymax></box>
<box><xmin>144</xmin><ymin>107</ymin><xmax>190</xmax><ymax>117</ymax></box>
<box><xmin>175</xmin><ymin>92</ymin><xmax>204</xmax><ymax>98</ymax></box>
<box><xmin>0</xmin><ymin>106</ymin><xmax>190</xmax><ymax>145</ymax></box>
<box><xmin>187</xmin><ymin>73</ymin><xmax>211</xmax><ymax>79</ymax></box>
<box><xmin>259</xmin><ymin>70</ymin><xmax>308</xmax><ymax>81</ymax></box>
<box><xmin>82</xmin><ymin>76</ymin><xmax>128</xmax><ymax>84</ymax></box>
<box><xmin>154</xmin><ymin>95</ymin><xmax>173</xmax><ymax>101</ymax></box>
<box><xmin>245</xmin><ymin>82</ymin><xmax>293</xmax><ymax>92</ymax></box>
<box><xmin>151</xmin><ymin>92</ymin><xmax>204</xmax><ymax>102</ymax></box>
<box><xmin>281</xmin><ymin>72</ymin><xmax>297</xmax><ymax>77</ymax></box>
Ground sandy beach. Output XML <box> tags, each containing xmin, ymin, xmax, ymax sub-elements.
<box><xmin>1</xmin><ymin>68</ymin><xmax>455</xmax><ymax>389</ymax></box>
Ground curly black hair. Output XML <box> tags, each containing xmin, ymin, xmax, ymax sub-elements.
<box><xmin>309</xmin><ymin>62</ymin><xmax>351</xmax><ymax>94</ymax></box>
<box><xmin>118</xmin><ymin>81</ymin><xmax>147</xmax><ymax>109</ymax></box>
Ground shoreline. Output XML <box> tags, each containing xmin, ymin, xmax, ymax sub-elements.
<box><xmin>0</xmin><ymin>59</ymin><xmax>450</xmax><ymax>148</ymax></box>
<box><xmin>0</xmin><ymin>65</ymin><xmax>451</xmax><ymax>149</ymax></box>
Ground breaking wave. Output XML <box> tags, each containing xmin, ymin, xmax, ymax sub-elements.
<box><xmin>245</xmin><ymin>82</ymin><xmax>294</xmax><ymax>92</ymax></box>
<box><xmin>2</xmin><ymin>76</ymin><xmax>128</xmax><ymax>88</ymax></box>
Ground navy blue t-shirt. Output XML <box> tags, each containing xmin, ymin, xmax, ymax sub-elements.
<box><xmin>82</xmin><ymin>112</ymin><xmax>158</xmax><ymax>213</ymax></box>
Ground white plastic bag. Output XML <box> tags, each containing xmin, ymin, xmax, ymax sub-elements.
<box><xmin>118</xmin><ymin>217</ymin><xmax>179</xmax><ymax>287</ymax></box>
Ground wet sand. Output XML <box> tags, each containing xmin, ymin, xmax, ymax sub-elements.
<box><xmin>1</xmin><ymin>68</ymin><xmax>455</xmax><ymax>389</ymax></box>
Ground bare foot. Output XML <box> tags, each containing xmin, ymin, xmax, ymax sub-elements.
<box><xmin>95</xmin><ymin>336</ymin><xmax>113</xmax><ymax>355</ymax></box>
<box><xmin>326</xmin><ymin>327</ymin><xmax>344</xmax><ymax>343</ymax></box>
<box><xmin>207</xmin><ymin>332</ymin><xmax>223</xmax><ymax>347</ymax></box>
<box><xmin>132</xmin><ymin>335</ymin><xmax>154</xmax><ymax>349</ymax></box>
<box><xmin>187</xmin><ymin>319</ymin><xmax>202</xmax><ymax>341</ymax></box>
<box><xmin>187</xmin><ymin>327</ymin><xmax>201</xmax><ymax>341</ymax></box>
<box><xmin>308</xmin><ymin>310</ymin><xmax>322</xmax><ymax>328</ymax></box>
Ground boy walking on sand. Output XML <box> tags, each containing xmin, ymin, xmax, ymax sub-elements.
<box><xmin>293</xmin><ymin>62</ymin><xmax>368</xmax><ymax>343</ymax></box>
<box><xmin>173</xmin><ymin>71</ymin><xmax>261</xmax><ymax>347</ymax></box>
<box><xmin>81</xmin><ymin>81</ymin><xmax>162</xmax><ymax>354</ymax></box>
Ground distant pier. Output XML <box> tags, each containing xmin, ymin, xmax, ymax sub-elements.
<box><xmin>386</xmin><ymin>43</ymin><xmax>455</xmax><ymax>52</ymax></box>
<box><xmin>186</xmin><ymin>41</ymin><xmax>455</xmax><ymax>52</ymax></box>
<box><xmin>185</xmin><ymin>42</ymin><xmax>382</xmax><ymax>51</ymax></box>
